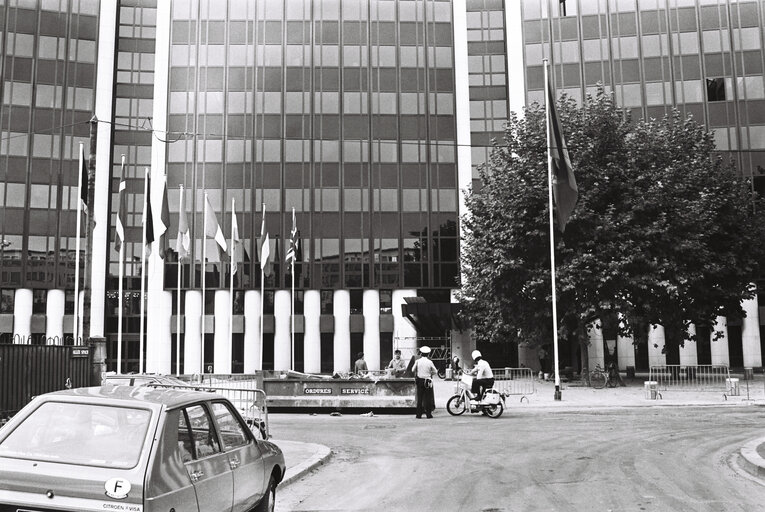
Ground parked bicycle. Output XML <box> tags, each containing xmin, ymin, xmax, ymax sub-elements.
<box><xmin>588</xmin><ymin>363</ymin><xmax>620</xmax><ymax>389</ymax></box>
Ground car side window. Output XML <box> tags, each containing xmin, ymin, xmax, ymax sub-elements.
<box><xmin>182</xmin><ymin>404</ymin><xmax>220</xmax><ymax>459</ymax></box>
<box><xmin>177</xmin><ymin>410</ymin><xmax>194</xmax><ymax>463</ymax></box>
<box><xmin>211</xmin><ymin>402</ymin><xmax>250</xmax><ymax>451</ymax></box>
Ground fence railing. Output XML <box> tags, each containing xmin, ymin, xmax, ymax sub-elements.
<box><xmin>648</xmin><ymin>365</ymin><xmax>731</xmax><ymax>392</ymax></box>
<box><xmin>491</xmin><ymin>367</ymin><xmax>536</xmax><ymax>401</ymax></box>
<box><xmin>149</xmin><ymin>384</ymin><xmax>270</xmax><ymax>439</ymax></box>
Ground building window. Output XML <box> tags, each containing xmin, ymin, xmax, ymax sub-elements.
<box><xmin>706</xmin><ymin>78</ymin><xmax>725</xmax><ymax>102</ymax></box>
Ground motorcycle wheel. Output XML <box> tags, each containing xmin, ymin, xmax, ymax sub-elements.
<box><xmin>437</xmin><ymin>370</ymin><xmax>446</xmax><ymax>380</ymax></box>
<box><xmin>446</xmin><ymin>395</ymin><xmax>467</xmax><ymax>416</ymax></box>
<box><xmin>483</xmin><ymin>402</ymin><xmax>503</xmax><ymax>418</ymax></box>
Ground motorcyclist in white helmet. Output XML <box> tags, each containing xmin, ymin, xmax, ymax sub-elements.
<box><xmin>468</xmin><ymin>350</ymin><xmax>494</xmax><ymax>401</ymax></box>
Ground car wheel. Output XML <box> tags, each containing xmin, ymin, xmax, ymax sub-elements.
<box><xmin>253</xmin><ymin>475</ymin><xmax>277</xmax><ymax>512</ymax></box>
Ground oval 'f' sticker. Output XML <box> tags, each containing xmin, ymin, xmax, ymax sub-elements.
<box><xmin>105</xmin><ymin>477</ymin><xmax>131</xmax><ymax>499</ymax></box>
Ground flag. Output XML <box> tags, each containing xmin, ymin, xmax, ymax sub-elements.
<box><xmin>230</xmin><ymin>208</ymin><xmax>240</xmax><ymax>276</ymax></box>
<box><xmin>286</xmin><ymin>209</ymin><xmax>299</xmax><ymax>263</ymax></box>
<box><xmin>157</xmin><ymin>176</ymin><xmax>170</xmax><ymax>259</ymax></box>
<box><xmin>114</xmin><ymin>159</ymin><xmax>127</xmax><ymax>252</ymax></box>
<box><xmin>258</xmin><ymin>206</ymin><xmax>272</xmax><ymax>277</ymax></box>
<box><xmin>79</xmin><ymin>144</ymin><xmax>88</xmax><ymax>212</ymax></box>
<box><xmin>177</xmin><ymin>185</ymin><xmax>190</xmax><ymax>260</ymax></box>
<box><xmin>144</xmin><ymin>171</ymin><xmax>154</xmax><ymax>256</ymax></box>
<box><xmin>547</xmin><ymin>74</ymin><xmax>578</xmax><ymax>232</ymax></box>
<box><xmin>204</xmin><ymin>195</ymin><xmax>227</xmax><ymax>252</ymax></box>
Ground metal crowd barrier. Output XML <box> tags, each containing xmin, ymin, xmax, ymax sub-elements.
<box><xmin>149</xmin><ymin>384</ymin><xmax>270</xmax><ymax>439</ymax></box>
<box><xmin>648</xmin><ymin>365</ymin><xmax>732</xmax><ymax>394</ymax></box>
<box><xmin>491</xmin><ymin>367</ymin><xmax>536</xmax><ymax>402</ymax></box>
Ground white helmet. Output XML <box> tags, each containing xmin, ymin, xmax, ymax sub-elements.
<box><xmin>471</xmin><ymin>350</ymin><xmax>482</xmax><ymax>360</ymax></box>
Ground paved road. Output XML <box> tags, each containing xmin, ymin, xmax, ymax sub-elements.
<box><xmin>271</xmin><ymin>406</ymin><xmax>765</xmax><ymax>511</ymax></box>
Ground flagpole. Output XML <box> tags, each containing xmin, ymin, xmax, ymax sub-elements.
<box><xmin>140</xmin><ymin>167</ymin><xmax>149</xmax><ymax>374</ymax></box>
<box><xmin>177</xmin><ymin>248</ymin><xmax>182</xmax><ymax>376</ymax></box>
<box><xmin>73</xmin><ymin>142</ymin><xmax>84</xmax><ymax>346</ymax></box>
<box><xmin>117</xmin><ymin>154</ymin><xmax>126</xmax><ymax>374</ymax></box>
<box><xmin>544</xmin><ymin>59</ymin><xmax>562</xmax><ymax>401</ymax></box>
<box><xmin>259</xmin><ymin>203</ymin><xmax>266</xmax><ymax>371</ymax></box>
<box><xmin>176</xmin><ymin>188</ymin><xmax>183</xmax><ymax>376</ymax></box>
<box><xmin>202</xmin><ymin>192</ymin><xmax>207</xmax><ymax>375</ymax></box>
<box><xmin>229</xmin><ymin>198</ymin><xmax>235</xmax><ymax>364</ymax></box>
<box><xmin>290</xmin><ymin>207</ymin><xmax>295</xmax><ymax>371</ymax></box>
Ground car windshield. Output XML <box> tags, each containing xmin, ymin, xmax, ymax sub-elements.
<box><xmin>0</xmin><ymin>402</ymin><xmax>152</xmax><ymax>469</ymax></box>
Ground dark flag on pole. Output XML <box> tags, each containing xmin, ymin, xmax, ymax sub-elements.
<box><xmin>158</xmin><ymin>176</ymin><xmax>170</xmax><ymax>259</ymax></box>
<box><xmin>547</xmin><ymin>74</ymin><xmax>578</xmax><ymax>231</ymax></box>
<box><xmin>114</xmin><ymin>158</ymin><xmax>127</xmax><ymax>252</ymax></box>
<box><xmin>79</xmin><ymin>144</ymin><xmax>88</xmax><ymax>212</ymax></box>
<box><xmin>144</xmin><ymin>172</ymin><xmax>155</xmax><ymax>256</ymax></box>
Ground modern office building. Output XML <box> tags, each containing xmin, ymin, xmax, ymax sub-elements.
<box><xmin>1</xmin><ymin>0</ymin><xmax>763</xmax><ymax>375</ymax></box>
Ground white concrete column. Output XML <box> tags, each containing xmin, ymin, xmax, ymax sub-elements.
<box><xmin>741</xmin><ymin>293</ymin><xmax>762</xmax><ymax>368</ymax></box>
<box><xmin>452</xmin><ymin>0</ymin><xmax>472</xmax><ymax>278</ymax></box>
<box><xmin>145</xmin><ymin>0</ymin><xmax>172</xmax><ymax>371</ymax></box>
<box><xmin>363</xmin><ymin>290</ymin><xmax>381</xmax><ymax>370</ymax></box>
<box><xmin>274</xmin><ymin>290</ymin><xmax>291</xmax><ymax>371</ymax></box>
<box><xmin>213</xmin><ymin>290</ymin><xmax>232</xmax><ymax>374</ymax></box>
<box><xmin>392</xmin><ymin>289</ymin><xmax>418</xmax><ymax>354</ymax></box>
<box><xmin>616</xmin><ymin>314</ymin><xmax>635</xmax><ymax>370</ymax></box>
<box><xmin>303</xmin><ymin>290</ymin><xmax>321</xmax><ymax>374</ymax></box>
<box><xmin>184</xmin><ymin>290</ymin><xmax>202</xmax><ymax>374</ymax></box>
<box><xmin>146</xmin><ymin>291</ymin><xmax>172</xmax><ymax>374</ymax></box>
<box><xmin>711</xmin><ymin>316</ymin><xmax>730</xmax><ymax>366</ymax></box>
<box><xmin>587</xmin><ymin>321</ymin><xmax>604</xmax><ymax>370</ymax></box>
<box><xmin>648</xmin><ymin>324</ymin><xmax>666</xmax><ymax>368</ymax></box>
<box><xmin>243</xmin><ymin>290</ymin><xmax>261</xmax><ymax>373</ymax></box>
<box><xmin>679</xmin><ymin>323</ymin><xmax>698</xmax><ymax>366</ymax></box>
<box><xmin>13</xmin><ymin>288</ymin><xmax>32</xmax><ymax>344</ymax></box>
<box><xmin>46</xmin><ymin>289</ymin><xmax>65</xmax><ymax>344</ymax></box>
<box><xmin>333</xmin><ymin>290</ymin><xmax>351</xmax><ymax>373</ymax></box>
<box><xmin>88</xmin><ymin>0</ymin><xmax>118</xmax><ymax>338</ymax></box>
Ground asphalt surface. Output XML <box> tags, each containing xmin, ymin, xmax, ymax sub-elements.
<box><xmin>270</xmin><ymin>377</ymin><xmax>765</xmax><ymax>511</ymax></box>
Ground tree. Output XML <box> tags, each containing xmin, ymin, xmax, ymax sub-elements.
<box><xmin>459</xmin><ymin>87</ymin><xmax>765</xmax><ymax>363</ymax></box>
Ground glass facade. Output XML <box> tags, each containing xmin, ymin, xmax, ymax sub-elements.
<box><xmin>466</xmin><ymin>0</ymin><xmax>509</xmax><ymax>189</ymax></box>
<box><xmin>105</xmin><ymin>0</ymin><xmax>157</xmax><ymax>362</ymax></box>
<box><xmin>0</xmin><ymin>0</ymin><xmax>98</xmax><ymax>318</ymax></box>
<box><xmin>521</xmin><ymin>0</ymin><xmax>765</xmax><ymax>178</ymax></box>
<box><xmin>162</xmin><ymin>0</ymin><xmax>460</xmax><ymax>299</ymax></box>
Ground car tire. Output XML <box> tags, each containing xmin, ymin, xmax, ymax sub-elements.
<box><xmin>253</xmin><ymin>475</ymin><xmax>277</xmax><ymax>512</ymax></box>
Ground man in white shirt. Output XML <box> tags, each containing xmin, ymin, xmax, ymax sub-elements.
<box><xmin>469</xmin><ymin>350</ymin><xmax>494</xmax><ymax>402</ymax></box>
<box><xmin>413</xmin><ymin>346</ymin><xmax>437</xmax><ymax>419</ymax></box>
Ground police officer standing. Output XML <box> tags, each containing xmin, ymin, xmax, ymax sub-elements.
<box><xmin>412</xmin><ymin>346</ymin><xmax>437</xmax><ymax>419</ymax></box>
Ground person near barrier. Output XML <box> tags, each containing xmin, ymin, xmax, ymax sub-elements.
<box><xmin>354</xmin><ymin>352</ymin><xmax>368</xmax><ymax>376</ymax></box>
<box><xmin>469</xmin><ymin>350</ymin><xmax>494</xmax><ymax>402</ymax></box>
<box><xmin>412</xmin><ymin>346</ymin><xmax>437</xmax><ymax>419</ymax></box>
<box><xmin>387</xmin><ymin>349</ymin><xmax>407</xmax><ymax>378</ymax></box>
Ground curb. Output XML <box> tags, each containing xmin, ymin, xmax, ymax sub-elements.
<box><xmin>738</xmin><ymin>437</ymin><xmax>765</xmax><ymax>480</ymax></box>
<box><xmin>278</xmin><ymin>441</ymin><xmax>332</xmax><ymax>488</ymax></box>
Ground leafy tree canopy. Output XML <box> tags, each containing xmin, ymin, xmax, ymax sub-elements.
<box><xmin>459</xmin><ymin>87</ymin><xmax>765</xmax><ymax>352</ymax></box>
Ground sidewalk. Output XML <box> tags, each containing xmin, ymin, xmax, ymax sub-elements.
<box><xmin>270</xmin><ymin>376</ymin><xmax>765</xmax><ymax>488</ymax></box>
<box><xmin>434</xmin><ymin>375</ymin><xmax>765</xmax><ymax>410</ymax></box>
<box><xmin>270</xmin><ymin>439</ymin><xmax>332</xmax><ymax>487</ymax></box>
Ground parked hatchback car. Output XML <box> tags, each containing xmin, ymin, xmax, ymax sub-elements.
<box><xmin>0</xmin><ymin>385</ymin><xmax>285</xmax><ymax>512</ymax></box>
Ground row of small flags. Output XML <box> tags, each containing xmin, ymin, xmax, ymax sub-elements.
<box><xmin>111</xmin><ymin>163</ymin><xmax>301</xmax><ymax>276</ymax></box>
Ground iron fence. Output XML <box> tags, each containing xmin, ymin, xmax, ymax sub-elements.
<box><xmin>491</xmin><ymin>367</ymin><xmax>536</xmax><ymax>402</ymax></box>
<box><xmin>648</xmin><ymin>365</ymin><xmax>732</xmax><ymax>393</ymax></box>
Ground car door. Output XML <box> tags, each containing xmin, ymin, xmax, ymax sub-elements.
<box><xmin>180</xmin><ymin>404</ymin><xmax>233</xmax><ymax>512</ymax></box>
<box><xmin>211</xmin><ymin>401</ymin><xmax>266</xmax><ymax>512</ymax></box>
